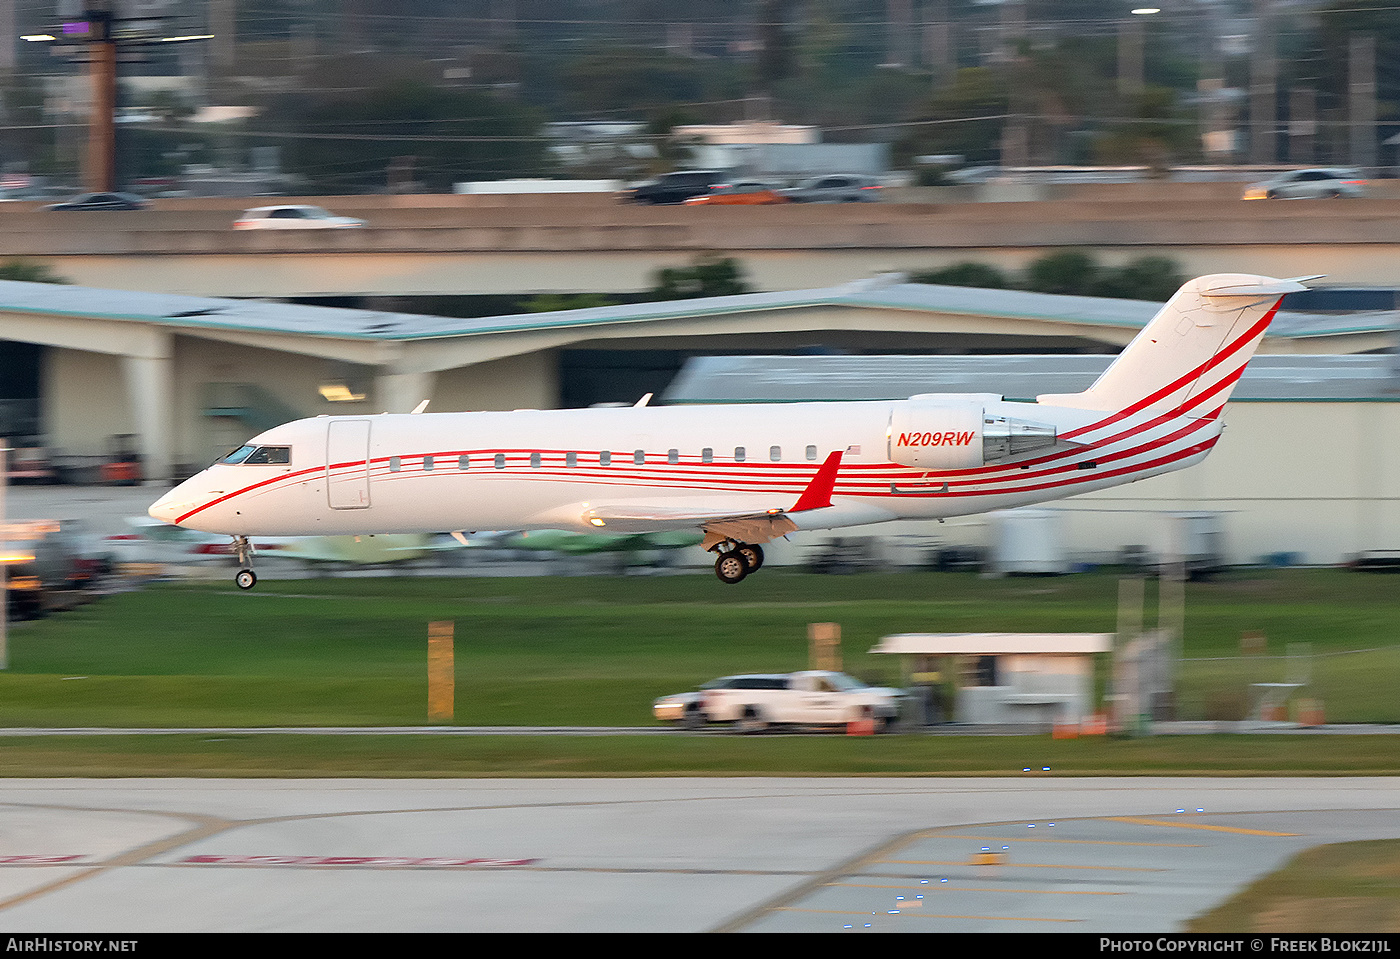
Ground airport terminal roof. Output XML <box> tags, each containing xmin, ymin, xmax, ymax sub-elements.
<box><xmin>0</xmin><ymin>276</ymin><xmax>1391</xmax><ymax>345</ymax></box>
<box><xmin>663</xmin><ymin>354</ymin><xmax>1400</xmax><ymax>403</ymax></box>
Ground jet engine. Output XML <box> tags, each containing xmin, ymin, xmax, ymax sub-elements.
<box><xmin>888</xmin><ymin>396</ymin><xmax>1061</xmax><ymax>469</ymax></box>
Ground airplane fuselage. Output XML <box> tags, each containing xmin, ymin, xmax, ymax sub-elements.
<box><xmin>151</xmin><ymin>395</ymin><xmax>1221</xmax><ymax>539</ymax></box>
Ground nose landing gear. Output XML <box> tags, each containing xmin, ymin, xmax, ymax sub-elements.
<box><xmin>232</xmin><ymin>536</ymin><xmax>257</xmax><ymax>590</ymax></box>
<box><xmin>711</xmin><ymin>540</ymin><xmax>765</xmax><ymax>584</ymax></box>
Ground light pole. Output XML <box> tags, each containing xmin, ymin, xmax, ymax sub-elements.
<box><xmin>1119</xmin><ymin>7</ymin><xmax>1160</xmax><ymax>100</ymax></box>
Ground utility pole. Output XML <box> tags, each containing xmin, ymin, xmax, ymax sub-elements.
<box><xmin>84</xmin><ymin>4</ymin><xmax>118</xmax><ymax>194</ymax></box>
<box><xmin>1118</xmin><ymin>17</ymin><xmax>1144</xmax><ymax>99</ymax></box>
<box><xmin>0</xmin><ymin>0</ymin><xmax>16</xmax><ymax>73</ymax></box>
<box><xmin>1350</xmin><ymin>35</ymin><xmax>1377</xmax><ymax>171</ymax></box>
<box><xmin>1290</xmin><ymin>87</ymin><xmax>1316</xmax><ymax>165</ymax></box>
<box><xmin>1249</xmin><ymin>0</ymin><xmax>1277</xmax><ymax>164</ymax></box>
<box><xmin>999</xmin><ymin>0</ymin><xmax>1029</xmax><ymax>169</ymax></box>
<box><xmin>924</xmin><ymin>0</ymin><xmax>951</xmax><ymax>86</ymax></box>
<box><xmin>885</xmin><ymin>0</ymin><xmax>912</xmax><ymax>68</ymax></box>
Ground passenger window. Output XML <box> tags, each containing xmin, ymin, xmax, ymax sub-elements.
<box><xmin>600</xmin><ymin>451</ymin><xmax>612</xmax><ymax>466</ymax></box>
<box><xmin>667</xmin><ymin>449</ymin><xmax>679</xmax><ymax>464</ymax></box>
<box><xmin>734</xmin><ymin>446</ymin><xmax>746</xmax><ymax>462</ymax></box>
<box><xmin>423</xmin><ymin>455</ymin><xmax>434</xmax><ymax>471</ymax></box>
<box><xmin>530</xmin><ymin>452</ymin><xmax>541</xmax><ymax>468</ymax></box>
<box><xmin>458</xmin><ymin>454</ymin><xmax>470</xmax><ymax>470</ymax></box>
<box><xmin>770</xmin><ymin>446</ymin><xmax>782</xmax><ymax>462</ymax></box>
<box><xmin>633</xmin><ymin>450</ymin><xmax>645</xmax><ymax>465</ymax></box>
<box><xmin>389</xmin><ymin>456</ymin><xmax>401</xmax><ymax>472</ymax></box>
<box><xmin>566</xmin><ymin>451</ymin><xmax>577</xmax><ymax>468</ymax></box>
<box><xmin>702</xmin><ymin>448</ymin><xmax>713</xmax><ymax>463</ymax></box>
<box><xmin>806</xmin><ymin>445</ymin><xmax>818</xmax><ymax>461</ymax></box>
<box><xmin>494</xmin><ymin>453</ymin><xmax>505</xmax><ymax>469</ymax></box>
<box><xmin>244</xmin><ymin>446</ymin><xmax>291</xmax><ymax>465</ymax></box>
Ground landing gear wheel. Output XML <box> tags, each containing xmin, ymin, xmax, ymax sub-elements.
<box><xmin>235</xmin><ymin>569</ymin><xmax>257</xmax><ymax>590</ymax></box>
<box><xmin>714</xmin><ymin>549</ymin><xmax>749</xmax><ymax>584</ymax></box>
<box><xmin>737</xmin><ymin>542</ymin><xmax>764</xmax><ymax>572</ymax></box>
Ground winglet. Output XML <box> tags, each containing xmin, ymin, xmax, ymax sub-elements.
<box><xmin>790</xmin><ymin>451</ymin><xmax>843</xmax><ymax>513</ymax></box>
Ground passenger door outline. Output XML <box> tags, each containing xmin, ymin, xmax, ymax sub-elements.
<box><xmin>327</xmin><ymin>419</ymin><xmax>371</xmax><ymax>509</ymax></box>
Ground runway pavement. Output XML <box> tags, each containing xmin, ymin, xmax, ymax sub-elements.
<box><xmin>0</xmin><ymin>777</ymin><xmax>1395</xmax><ymax>933</ymax></box>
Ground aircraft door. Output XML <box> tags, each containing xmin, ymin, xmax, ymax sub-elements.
<box><xmin>327</xmin><ymin>419</ymin><xmax>371</xmax><ymax>509</ymax></box>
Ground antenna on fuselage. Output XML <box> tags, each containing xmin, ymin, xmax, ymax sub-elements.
<box><xmin>633</xmin><ymin>393</ymin><xmax>653</xmax><ymax>408</ymax></box>
<box><xmin>411</xmin><ymin>400</ymin><xmax>430</xmax><ymax>414</ymax></box>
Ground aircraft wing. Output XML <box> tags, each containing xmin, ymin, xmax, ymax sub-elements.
<box><xmin>578</xmin><ymin>451</ymin><xmax>861</xmax><ymax>548</ymax></box>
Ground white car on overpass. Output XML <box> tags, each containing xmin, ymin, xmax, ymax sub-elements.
<box><xmin>233</xmin><ymin>205</ymin><xmax>365</xmax><ymax>230</ymax></box>
<box><xmin>653</xmin><ymin>670</ymin><xmax>906</xmax><ymax>733</ymax></box>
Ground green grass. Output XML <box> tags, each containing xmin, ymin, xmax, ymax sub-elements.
<box><xmin>2</xmin><ymin>568</ymin><xmax>1399</xmax><ymax>728</ymax></box>
<box><xmin>1189</xmin><ymin>838</ymin><xmax>1400</xmax><ymax>932</ymax></box>
<box><xmin>0</xmin><ymin>733</ymin><xmax>1397</xmax><ymax>778</ymax></box>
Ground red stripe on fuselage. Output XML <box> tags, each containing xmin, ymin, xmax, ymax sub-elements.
<box><xmin>1060</xmin><ymin>299</ymin><xmax>1281</xmax><ymax>441</ymax></box>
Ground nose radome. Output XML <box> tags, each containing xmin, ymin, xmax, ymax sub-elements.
<box><xmin>148</xmin><ymin>490</ymin><xmax>186</xmax><ymax>525</ymax></box>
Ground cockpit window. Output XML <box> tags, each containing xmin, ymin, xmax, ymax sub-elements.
<box><xmin>244</xmin><ymin>446</ymin><xmax>291</xmax><ymax>465</ymax></box>
<box><xmin>220</xmin><ymin>445</ymin><xmax>256</xmax><ymax>465</ymax></box>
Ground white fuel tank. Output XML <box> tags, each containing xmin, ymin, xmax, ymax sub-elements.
<box><xmin>888</xmin><ymin>396</ymin><xmax>1061</xmax><ymax>469</ymax></box>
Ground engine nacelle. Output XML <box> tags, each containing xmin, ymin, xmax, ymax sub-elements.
<box><xmin>888</xmin><ymin>396</ymin><xmax>1061</xmax><ymax>469</ymax></box>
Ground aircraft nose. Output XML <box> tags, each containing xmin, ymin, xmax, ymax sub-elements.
<box><xmin>147</xmin><ymin>490</ymin><xmax>185</xmax><ymax>525</ymax></box>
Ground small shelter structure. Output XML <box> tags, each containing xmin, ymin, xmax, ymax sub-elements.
<box><xmin>870</xmin><ymin>632</ymin><xmax>1112</xmax><ymax>726</ymax></box>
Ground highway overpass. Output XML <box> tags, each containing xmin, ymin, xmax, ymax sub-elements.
<box><xmin>3</xmin><ymin>190</ymin><xmax>1399</xmax><ymax>297</ymax></box>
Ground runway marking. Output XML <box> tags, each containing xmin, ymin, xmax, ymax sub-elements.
<box><xmin>832</xmin><ymin>882</ymin><xmax>1123</xmax><ymax>895</ymax></box>
<box><xmin>877</xmin><ymin>859</ymin><xmax>1162</xmax><ymax>872</ymax></box>
<box><xmin>178</xmin><ymin>854</ymin><xmax>538</xmax><ymax>868</ymax></box>
<box><xmin>776</xmin><ymin>907</ymin><xmax>1082</xmax><ymax>923</ymax></box>
<box><xmin>937</xmin><ymin>833</ymin><xmax>1202</xmax><ymax>847</ymax></box>
<box><xmin>1106</xmin><ymin>816</ymin><xmax>1301</xmax><ymax>836</ymax></box>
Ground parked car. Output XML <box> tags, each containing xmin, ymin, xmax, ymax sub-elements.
<box><xmin>653</xmin><ymin>670</ymin><xmax>906</xmax><ymax>733</ymax></box>
<box><xmin>1242</xmin><ymin>168</ymin><xmax>1368</xmax><ymax>200</ymax></box>
<box><xmin>45</xmin><ymin>192</ymin><xmax>149</xmax><ymax>211</ymax></box>
<box><xmin>781</xmin><ymin>174</ymin><xmax>883</xmax><ymax>203</ymax></box>
<box><xmin>233</xmin><ymin>205</ymin><xmax>365</xmax><ymax>230</ymax></box>
<box><xmin>683</xmin><ymin>180</ymin><xmax>792</xmax><ymax>206</ymax></box>
<box><xmin>623</xmin><ymin>170</ymin><xmax>728</xmax><ymax>205</ymax></box>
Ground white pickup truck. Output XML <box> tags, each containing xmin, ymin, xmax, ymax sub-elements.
<box><xmin>654</xmin><ymin>670</ymin><xmax>906</xmax><ymax>733</ymax></box>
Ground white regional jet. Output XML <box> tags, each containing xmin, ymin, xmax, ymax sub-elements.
<box><xmin>149</xmin><ymin>273</ymin><xmax>1306</xmax><ymax>588</ymax></box>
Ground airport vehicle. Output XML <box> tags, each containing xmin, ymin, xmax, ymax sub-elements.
<box><xmin>45</xmin><ymin>192</ymin><xmax>148</xmax><ymax>211</ymax></box>
<box><xmin>623</xmin><ymin>170</ymin><xmax>728</xmax><ymax>205</ymax></box>
<box><xmin>1242</xmin><ymin>169</ymin><xmax>1367</xmax><ymax>200</ymax></box>
<box><xmin>653</xmin><ymin>671</ymin><xmax>905</xmax><ymax>732</ymax></box>
<box><xmin>149</xmin><ymin>274</ymin><xmax>1306</xmax><ymax>589</ymax></box>
<box><xmin>233</xmin><ymin>205</ymin><xmax>365</xmax><ymax>230</ymax></box>
<box><xmin>781</xmin><ymin>174</ymin><xmax>883</xmax><ymax>203</ymax></box>
<box><xmin>682</xmin><ymin>181</ymin><xmax>791</xmax><ymax>206</ymax></box>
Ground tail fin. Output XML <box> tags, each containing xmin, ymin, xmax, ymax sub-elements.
<box><xmin>1037</xmin><ymin>274</ymin><xmax>1309</xmax><ymax>417</ymax></box>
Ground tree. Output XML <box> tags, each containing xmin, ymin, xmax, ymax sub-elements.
<box><xmin>911</xmin><ymin>262</ymin><xmax>1011</xmax><ymax>289</ymax></box>
<box><xmin>1092</xmin><ymin>86</ymin><xmax>1197</xmax><ymax>173</ymax></box>
<box><xmin>0</xmin><ymin>260</ymin><xmax>68</xmax><ymax>284</ymax></box>
<box><xmin>1091</xmin><ymin>257</ymin><xmax>1184</xmax><ymax>302</ymax></box>
<box><xmin>895</xmin><ymin>68</ymin><xmax>1009</xmax><ymax>166</ymax></box>
<box><xmin>1023</xmin><ymin>250</ymin><xmax>1099</xmax><ymax>296</ymax></box>
<box><xmin>648</xmin><ymin>255</ymin><xmax>750</xmax><ymax>300</ymax></box>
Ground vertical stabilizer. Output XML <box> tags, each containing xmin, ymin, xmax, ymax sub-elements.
<box><xmin>1036</xmin><ymin>274</ymin><xmax>1308</xmax><ymax>417</ymax></box>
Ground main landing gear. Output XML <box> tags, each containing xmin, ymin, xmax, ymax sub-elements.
<box><xmin>712</xmin><ymin>540</ymin><xmax>764</xmax><ymax>584</ymax></box>
<box><xmin>232</xmin><ymin>535</ymin><xmax>257</xmax><ymax>590</ymax></box>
